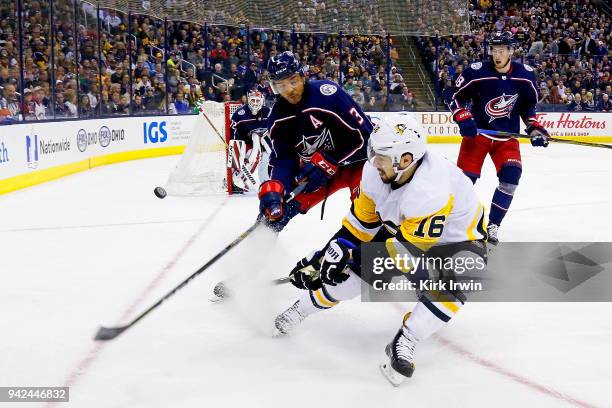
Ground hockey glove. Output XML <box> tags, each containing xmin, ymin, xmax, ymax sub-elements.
<box><xmin>320</xmin><ymin>239</ymin><xmax>356</xmax><ymax>286</ymax></box>
<box><xmin>258</xmin><ymin>180</ymin><xmax>302</xmax><ymax>232</ymax></box>
<box><xmin>290</xmin><ymin>250</ymin><xmax>323</xmax><ymax>290</ymax></box>
<box><xmin>526</xmin><ymin>121</ymin><xmax>550</xmax><ymax>147</ymax></box>
<box><xmin>453</xmin><ymin>109</ymin><xmax>478</xmax><ymax>138</ymax></box>
<box><xmin>258</xmin><ymin>180</ymin><xmax>285</xmax><ymax>221</ymax></box>
<box><xmin>295</xmin><ymin>151</ymin><xmax>338</xmax><ymax>193</ymax></box>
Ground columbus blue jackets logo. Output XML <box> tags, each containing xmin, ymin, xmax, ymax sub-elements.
<box><xmin>296</xmin><ymin>128</ymin><xmax>335</xmax><ymax>160</ymax></box>
<box><xmin>319</xmin><ymin>84</ymin><xmax>337</xmax><ymax>96</ymax></box>
<box><xmin>485</xmin><ymin>93</ymin><xmax>519</xmax><ymax>122</ymax></box>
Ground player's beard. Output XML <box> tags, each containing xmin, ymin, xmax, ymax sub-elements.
<box><xmin>378</xmin><ymin>169</ymin><xmax>396</xmax><ymax>184</ymax></box>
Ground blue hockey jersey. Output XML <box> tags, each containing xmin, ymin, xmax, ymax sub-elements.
<box><xmin>229</xmin><ymin>105</ymin><xmax>271</xmax><ymax>145</ymax></box>
<box><xmin>447</xmin><ymin>61</ymin><xmax>539</xmax><ymax>136</ymax></box>
<box><xmin>267</xmin><ymin>79</ymin><xmax>372</xmax><ymax>192</ymax></box>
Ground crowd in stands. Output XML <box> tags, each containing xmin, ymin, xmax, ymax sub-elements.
<box><xmin>417</xmin><ymin>0</ymin><xmax>611</xmax><ymax>112</ymax></box>
<box><xmin>0</xmin><ymin>0</ymin><xmax>414</xmax><ymax>123</ymax></box>
<box><xmin>1</xmin><ymin>0</ymin><xmax>611</xmax><ymax>124</ymax></box>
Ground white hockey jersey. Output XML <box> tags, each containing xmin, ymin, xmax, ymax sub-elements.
<box><xmin>342</xmin><ymin>151</ymin><xmax>486</xmax><ymax>251</ymax></box>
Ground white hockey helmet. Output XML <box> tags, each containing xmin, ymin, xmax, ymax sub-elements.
<box><xmin>367</xmin><ymin>112</ymin><xmax>426</xmax><ymax>181</ymax></box>
<box><xmin>247</xmin><ymin>90</ymin><xmax>264</xmax><ymax>114</ymax></box>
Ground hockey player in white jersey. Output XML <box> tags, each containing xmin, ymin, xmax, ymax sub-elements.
<box><xmin>273</xmin><ymin>113</ymin><xmax>488</xmax><ymax>385</ymax></box>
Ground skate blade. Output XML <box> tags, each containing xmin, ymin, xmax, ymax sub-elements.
<box><xmin>379</xmin><ymin>362</ymin><xmax>405</xmax><ymax>387</ymax></box>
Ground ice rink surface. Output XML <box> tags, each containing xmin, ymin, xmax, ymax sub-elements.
<box><xmin>1</xmin><ymin>144</ymin><xmax>611</xmax><ymax>408</ymax></box>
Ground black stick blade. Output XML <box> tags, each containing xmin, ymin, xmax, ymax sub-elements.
<box><xmin>94</xmin><ymin>325</ymin><xmax>127</xmax><ymax>341</ymax></box>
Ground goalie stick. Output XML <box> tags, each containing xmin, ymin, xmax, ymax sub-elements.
<box><xmin>477</xmin><ymin>128</ymin><xmax>612</xmax><ymax>149</ymax></box>
<box><xmin>198</xmin><ymin>105</ymin><xmax>259</xmax><ymax>189</ymax></box>
<box><xmin>94</xmin><ymin>183</ymin><xmax>306</xmax><ymax>341</ymax></box>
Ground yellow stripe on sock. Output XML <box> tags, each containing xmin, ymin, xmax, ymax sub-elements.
<box><xmin>314</xmin><ymin>289</ymin><xmax>338</xmax><ymax>308</ymax></box>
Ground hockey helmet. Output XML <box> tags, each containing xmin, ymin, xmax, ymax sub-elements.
<box><xmin>488</xmin><ymin>31</ymin><xmax>514</xmax><ymax>51</ymax></box>
<box><xmin>367</xmin><ymin>113</ymin><xmax>426</xmax><ymax>182</ymax></box>
<box><xmin>267</xmin><ymin>51</ymin><xmax>301</xmax><ymax>81</ymax></box>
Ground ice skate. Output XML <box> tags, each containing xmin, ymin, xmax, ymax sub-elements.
<box><xmin>380</xmin><ymin>316</ymin><xmax>417</xmax><ymax>386</ymax></box>
<box><xmin>487</xmin><ymin>223</ymin><xmax>499</xmax><ymax>247</ymax></box>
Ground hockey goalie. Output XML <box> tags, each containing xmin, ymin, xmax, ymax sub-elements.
<box><xmin>227</xmin><ymin>90</ymin><xmax>272</xmax><ymax>193</ymax></box>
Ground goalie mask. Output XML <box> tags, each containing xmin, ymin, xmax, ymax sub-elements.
<box><xmin>367</xmin><ymin>113</ymin><xmax>426</xmax><ymax>182</ymax></box>
<box><xmin>247</xmin><ymin>90</ymin><xmax>264</xmax><ymax>115</ymax></box>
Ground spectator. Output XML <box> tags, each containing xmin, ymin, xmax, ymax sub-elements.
<box><xmin>100</xmin><ymin>91</ymin><xmax>114</xmax><ymax>116</ymax></box>
<box><xmin>584</xmin><ymin>92</ymin><xmax>596</xmax><ymax>111</ymax></box>
<box><xmin>0</xmin><ymin>83</ymin><xmax>21</xmax><ymax>122</ymax></box>
<box><xmin>63</xmin><ymin>89</ymin><xmax>77</xmax><ymax>118</ymax></box>
<box><xmin>596</xmin><ymin>93</ymin><xmax>611</xmax><ymax>112</ymax></box>
<box><xmin>79</xmin><ymin>95</ymin><xmax>95</xmax><ymax>118</ymax></box>
<box><xmin>567</xmin><ymin>93</ymin><xmax>586</xmax><ymax>111</ymax></box>
<box><xmin>54</xmin><ymin>92</ymin><xmax>70</xmax><ymax>118</ymax></box>
<box><xmin>352</xmin><ymin>86</ymin><xmax>365</xmax><ymax>108</ymax></box>
<box><xmin>174</xmin><ymin>92</ymin><xmax>190</xmax><ymax>114</ymax></box>
<box><xmin>343</xmin><ymin>77</ymin><xmax>355</xmax><ymax>95</ymax></box>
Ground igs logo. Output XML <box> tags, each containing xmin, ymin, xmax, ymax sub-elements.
<box><xmin>0</xmin><ymin>142</ymin><xmax>8</xmax><ymax>165</ymax></box>
<box><xmin>143</xmin><ymin>121</ymin><xmax>168</xmax><ymax>144</ymax></box>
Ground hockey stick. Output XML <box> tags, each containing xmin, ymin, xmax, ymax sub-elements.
<box><xmin>198</xmin><ymin>105</ymin><xmax>258</xmax><ymax>188</ymax></box>
<box><xmin>477</xmin><ymin>128</ymin><xmax>612</xmax><ymax>149</ymax></box>
<box><xmin>273</xmin><ymin>276</ymin><xmax>291</xmax><ymax>285</ymax></box>
<box><xmin>94</xmin><ymin>183</ymin><xmax>306</xmax><ymax>341</ymax></box>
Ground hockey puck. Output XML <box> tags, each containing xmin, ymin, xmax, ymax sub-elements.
<box><xmin>154</xmin><ymin>186</ymin><xmax>167</xmax><ymax>199</ymax></box>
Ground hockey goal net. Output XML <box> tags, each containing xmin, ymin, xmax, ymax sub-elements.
<box><xmin>164</xmin><ymin>101</ymin><xmax>242</xmax><ymax>196</ymax></box>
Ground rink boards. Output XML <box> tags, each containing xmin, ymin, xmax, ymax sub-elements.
<box><xmin>0</xmin><ymin>111</ymin><xmax>610</xmax><ymax>195</ymax></box>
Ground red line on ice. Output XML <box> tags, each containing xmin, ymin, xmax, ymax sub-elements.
<box><xmin>46</xmin><ymin>202</ymin><xmax>227</xmax><ymax>407</ymax></box>
<box><xmin>392</xmin><ymin>303</ymin><xmax>597</xmax><ymax>408</ymax></box>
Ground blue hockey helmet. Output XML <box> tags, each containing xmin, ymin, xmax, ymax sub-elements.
<box><xmin>267</xmin><ymin>51</ymin><xmax>301</xmax><ymax>81</ymax></box>
<box><xmin>489</xmin><ymin>31</ymin><xmax>514</xmax><ymax>49</ymax></box>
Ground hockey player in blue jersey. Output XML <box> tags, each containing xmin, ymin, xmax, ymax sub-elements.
<box><xmin>211</xmin><ymin>52</ymin><xmax>373</xmax><ymax>301</ymax></box>
<box><xmin>227</xmin><ymin>90</ymin><xmax>271</xmax><ymax>193</ymax></box>
<box><xmin>258</xmin><ymin>51</ymin><xmax>373</xmax><ymax>232</ymax></box>
<box><xmin>447</xmin><ymin>31</ymin><xmax>550</xmax><ymax>244</ymax></box>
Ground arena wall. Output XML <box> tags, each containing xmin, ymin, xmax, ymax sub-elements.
<box><xmin>1</xmin><ymin>112</ymin><xmax>610</xmax><ymax>195</ymax></box>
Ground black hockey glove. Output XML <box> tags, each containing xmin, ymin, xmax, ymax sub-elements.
<box><xmin>526</xmin><ymin>121</ymin><xmax>550</xmax><ymax>147</ymax></box>
<box><xmin>320</xmin><ymin>239</ymin><xmax>356</xmax><ymax>286</ymax></box>
<box><xmin>289</xmin><ymin>250</ymin><xmax>323</xmax><ymax>290</ymax></box>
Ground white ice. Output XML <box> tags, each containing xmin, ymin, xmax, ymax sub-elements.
<box><xmin>1</xmin><ymin>144</ymin><xmax>611</xmax><ymax>408</ymax></box>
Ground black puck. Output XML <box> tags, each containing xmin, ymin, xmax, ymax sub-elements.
<box><xmin>154</xmin><ymin>186</ymin><xmax>167</xmax><ymax>199</ymax></box>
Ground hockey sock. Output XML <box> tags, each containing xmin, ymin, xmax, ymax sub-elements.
<box><xmin>404</xmin><ymin>291</ymin><xmax>464</xmax><ymax>341</ymax></box>
<box><xmin>489</xmin><ymin>166</ymin><xmax>521</xmax><ymax>226</ymax></box>
<box><xmin>298</xmin><ymin>271</ymin><xmax>361</xmax><ymax>315</ymax></box>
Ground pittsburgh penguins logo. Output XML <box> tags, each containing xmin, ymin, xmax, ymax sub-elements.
<box><xmin>394</xmin><ymin>123</ymin><xmax>407</xmax><ymax>135</ymax></box>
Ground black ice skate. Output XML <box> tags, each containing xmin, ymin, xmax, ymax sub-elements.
<box><xmin>487</xmin><ymin>223</ymin><xmax>499</xmax><ymax>246</ymax></box>
<box><xmin>380</xmin><ymin>314</ymin><xmax>417</xmax><ymax>386</ymax></box>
